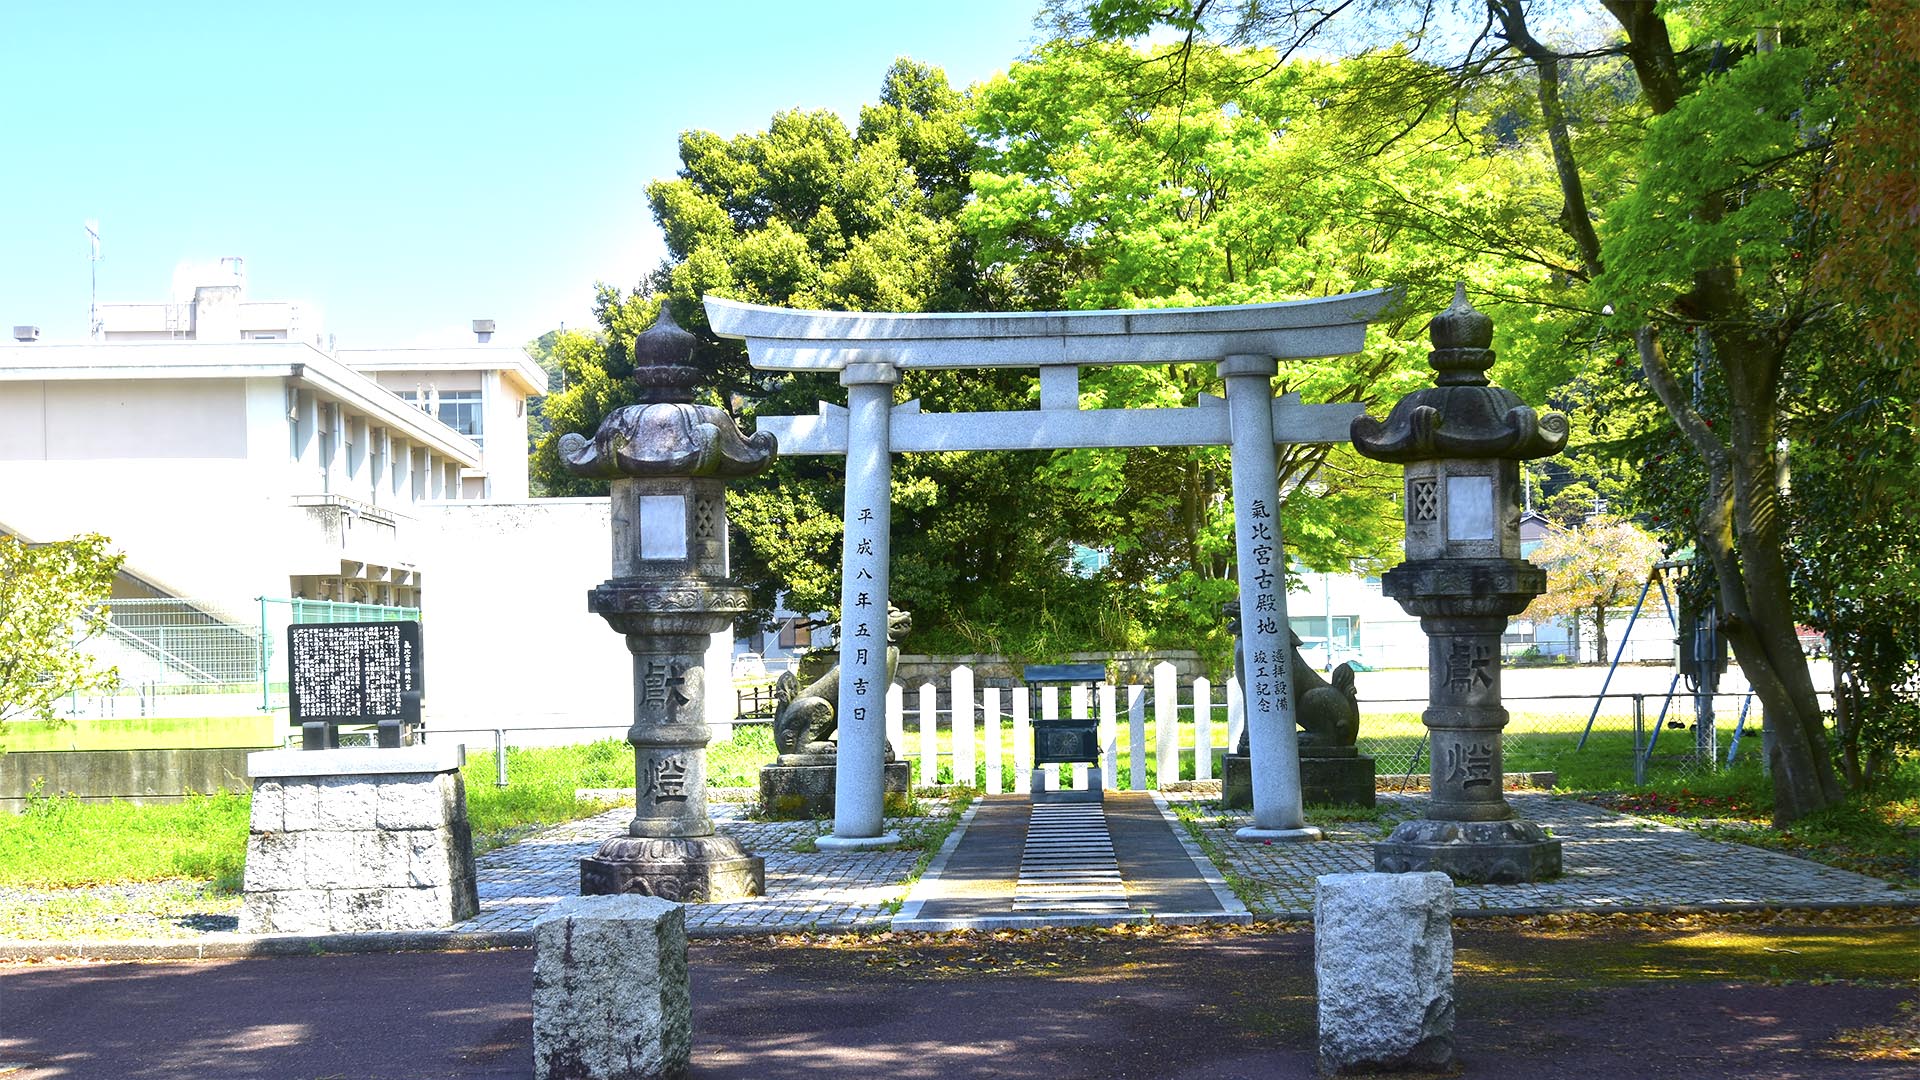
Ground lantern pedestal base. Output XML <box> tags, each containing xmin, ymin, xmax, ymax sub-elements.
<box><xmin>1374</xmin><ymin>817</ymin><xmax>1561</xmax><ymax>884</ymax></box>
<box><xmin>580</xmin><ymin>834</ymin><xmax>765</xmax><ymax>902</ymax></box>
<box><xmin>757</xmin><ymin>760</ymin><xmax>912</xmax><ymax>821</ymax></box>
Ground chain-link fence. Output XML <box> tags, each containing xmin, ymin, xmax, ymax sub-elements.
<box><xmin>63</xmin><ymin>597</ymin><xmax>419</xmax><ymax>720</ymax></box>
<box><xmin>1359</xmin><ymin>688</ymin><xmax>1783</xmax><ymax>789</ymax></box>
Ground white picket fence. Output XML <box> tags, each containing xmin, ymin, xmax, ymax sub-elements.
<box><xmin>879</xmin><ymin>661</ymin><xmax>1246</xmax><ymax>793</ymax></box>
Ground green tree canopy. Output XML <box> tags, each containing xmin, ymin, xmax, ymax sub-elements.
<box><xmin>0</xmin><ymin>532</ymin><xmax>123</xmax><ymax>733</ymax></box>
<box><xmin>1041</xmin><ymin>0</ymin><xmax>1914</xmax><ymax>820</ymax></box>
<box><xmin>965</xmin><ymin>38</ymin><xmax>1579</xmax><ymax>652</ymax></box>
<box><xmin>533</xmin><ymin>61</ymin><xmax>1106</xmax><ymax>658</ymax></box>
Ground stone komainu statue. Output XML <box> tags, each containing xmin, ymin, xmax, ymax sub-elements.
<box><xmin>773</xmin><ymin>606</ymin><xmax>911</xmax><ymax>759</ymax></box>
<box><xmin>1227</xmin><ymin>602</ymin><xmax>1361</xmax><ymax>755</ymax></box>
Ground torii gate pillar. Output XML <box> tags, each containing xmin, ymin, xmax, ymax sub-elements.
<box><xmin>1221</xmin><ymin>354</ymin><xmax>1320</xmax><ymax>840</ymax></box>
<box><xmin>816</xmin><ymin>362</ymin><xmax>902</xmax><ymax>850</ymax></box>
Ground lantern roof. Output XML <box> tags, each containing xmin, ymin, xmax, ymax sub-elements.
<box><xmin>1350</xmin><ymin>285</ymin><xmax>1567</xmax><ymax>463</ymax></box>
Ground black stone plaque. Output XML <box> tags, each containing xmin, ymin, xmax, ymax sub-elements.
<box><xmin>1032</xmin><ymin>717</ymin><xmax>1099</xmax><ymax>765</ymax></box>
<box><xmin>288</xmin><ymin>621</ymin><xmax>424</xmax><ymax>734</ymax></box>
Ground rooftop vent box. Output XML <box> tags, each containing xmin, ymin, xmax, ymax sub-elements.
<box><xmin>471</xmin><ymin>319</ymin><xmax>495</xmax><ymax>343</ymax></box>
<box><xmin>11</xmin><ymin>326</ymin><xmax>40</xmax><ymax>342</ymax></box>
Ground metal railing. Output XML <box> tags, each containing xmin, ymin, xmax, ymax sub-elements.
<box><xmin>64</xmin><ymin>596</ymin><xmax>420</xmax><ymax>718</ymax></box>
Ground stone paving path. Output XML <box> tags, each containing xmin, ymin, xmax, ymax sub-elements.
<box><xmin>457</xmin><ymin>790</ymin><xmax>1913</xmax><ymax>938</ymax></box>
<box><xmin>1012</xmin><ymin>803</ymin><xmax>1127</xmax><ymax>913</ymax></box>
<box><xmin>1181</xmin><ymin>791</ymin><xmax>1915</xmax><ymax>916</ymax></box>
<box><xmin>457</xmin><ymin>801</ymin><xmax>942</xmax><ymax>935</ymax></box>
<box><xmin>5</xmin><ymin>790</ymin><xmax>1912</xmax><ymax>955</ymax></box>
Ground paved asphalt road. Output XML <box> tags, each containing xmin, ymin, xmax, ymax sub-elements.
<box><xmin>4</xmin><ymin>931</ymin><xmax>1912</xmax><ymax>1080</ymax></box>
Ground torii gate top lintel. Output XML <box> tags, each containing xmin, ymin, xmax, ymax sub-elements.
<box><xmin>703</xmin><ymin>287</ymin><xmax>1400</xmax><ymax>371</ymax></box>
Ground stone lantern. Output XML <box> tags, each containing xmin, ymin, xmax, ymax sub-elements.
<box><xmin>1350</xmin><ymin>285</ymin><xmax>1567</xmax><ymax>883</ymax></box>
<box><xmin>559</xmin><ymin>304</ymin><xmax>776</xmax><ymax>901</ymax></box>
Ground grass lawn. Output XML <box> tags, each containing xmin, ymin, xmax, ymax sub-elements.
<box><xmin>1579</xmin><ymin>757</ymin><xmax>1920</xmax><ymax>888</ymax></box>
<box><xmin>0</xmin><ymin>727</ymin><xmax>788</xmax><ymax>895</ymax></box>
<box><xmin>0</xmin><ymin>713</ymin><xmax>283</xmax><ymax>752</ymax></box>
<box><xmin>0</xmin><ymin>789</ymin><xmax>252</xmax><ymax>891</ymax></box>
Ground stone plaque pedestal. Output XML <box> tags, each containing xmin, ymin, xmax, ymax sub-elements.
<box><xmin>1223</xmin><ymin>750</ymin><xmax>1376</xmax><ymax>810</ymax></box>
<box><xmin>239</xmin><ymin>745</ymin><xmax>479</xmax><ymax>934</ymax></box>
<box><xmin>759</xmin><ymin>758</ymin><xmax>911</xmax><ymax>820</ymax></box>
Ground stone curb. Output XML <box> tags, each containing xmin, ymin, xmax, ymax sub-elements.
<box><xmin>889</xmin><ymin>798</ymin><xmax>983</xmax><ymax>929</ymax></box>
<box><xmin>1150</xmin><ymin>790</ymin><xmax>1251</xmax><ymax>918</ymax></box>
<box><xmin>5</xmin><ymin>896</ymin><xmax>1915</xmax><ymax>962</ymax></box>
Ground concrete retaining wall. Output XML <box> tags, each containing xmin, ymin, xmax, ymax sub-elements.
<box><xmin>0</xmin><ymin>747</ymin><xmax>263</xmax><ymax>812</ymax></box>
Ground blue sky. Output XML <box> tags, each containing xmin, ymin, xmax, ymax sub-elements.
<box><xmin>1</xmin><ymin>2</ymin><xmax>1044</xmax><ymax>348</ymax></box>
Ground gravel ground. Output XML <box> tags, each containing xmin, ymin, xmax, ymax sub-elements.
<box><xmin>0</xmin><ymin>880</ymin><xmax>240</xmax><ymax>941</ymax></box>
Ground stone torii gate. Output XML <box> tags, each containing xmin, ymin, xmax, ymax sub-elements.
<box><xmin>706</xmin><ymin>289</ymin><xmax>1399</xmax><ymax>849</ymax></box>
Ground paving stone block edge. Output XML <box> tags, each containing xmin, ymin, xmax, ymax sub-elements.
<box><xmin>9</xmin><ymin>896</ymin><xmax>1918</xmax><ymax>962</ymax></box>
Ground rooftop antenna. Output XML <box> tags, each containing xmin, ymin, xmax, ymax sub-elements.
<box><xmin>85</xmin><ymin>220</ymin><xmax>102</xmax><ymax>340</ymax></box>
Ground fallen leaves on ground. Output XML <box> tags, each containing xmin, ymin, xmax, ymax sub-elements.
<box><xmin>1830</xmin><ymin>998</ymin><xmax>1920</xmax><ymax>1061</ymax></box>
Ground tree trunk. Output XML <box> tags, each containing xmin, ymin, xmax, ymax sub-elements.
<box><xmin>1636</xmin><ymin>327</ymin><xmax>1843</xmax><ymax>824</ymax></box>
<box><xmin>1491</xmin><ymin>0</ymin><xmax>1604</xmax><ymax>278</ymax></box>
<box><xmin>1831</xmin><ymin>645</ymin><xmax>1863</xmax><ymax>788</ymax></box>
<box><xmin>1593</xmin><ymin>602</ymin><xmax>1608</xmax><ymax>665</ymax></box>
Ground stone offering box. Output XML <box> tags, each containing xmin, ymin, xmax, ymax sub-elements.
<box><xmin>239</xmin><ymin>745</ymin><xmax>478</xmax><ymax>934</ymax></box>
<box><xmin>1031</xmin><ymin>717</ymin><xmax>1102</xmax><ymax>804</ymax></box>
<box><xmin>1023</xmin><ymin>662</ymin><xmax>1106</xmax><ymax>803</ymax></box>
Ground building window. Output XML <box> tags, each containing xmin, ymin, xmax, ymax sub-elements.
<box><xmin>395</xmin><ymin>389</ymin><xmax>484</xmax><ymax>447</ymax></box>
<box><xmin>435</xmin><ymin>390</ymin><xmax>483</xmax><ymax>444</ymax></box>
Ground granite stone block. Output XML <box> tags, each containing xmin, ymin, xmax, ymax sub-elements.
<box><xmin>375</xmin><ymin>774</ymin><xmax>445</xmax><ymax>830</ymax></box>
<box><xmin>281</xmin><ymin>778</ymin><xmax>322</xmax><ymax>831</ymax></box>
<box><xmin>242</xmin><ymin>831</ymin><xmax>302</xmax><ymax>893</ymax></box>
<box><xmin>248</xmin><ymin>780</ymin><xmax>283</xmax><ymax>832</ymax></box>
<box><xmin>533</xmin><ymin>895</ymin><xmax>690</xmax><ymax>1080</ymax></box>
<box><xmin>407</xmin><ymin>829</ymin><xmax>452</xmax><ymax>888</ymax></box>
<box><xmin>1315</xmin><ymin>871</ymin><xmax>1454</xmax><ymax>1075</ymax></box>
<box><xmin>328</xmin><ymin>888</ymin><xmax>387</xmax><ymax>932</ymax></box>
<box><xmin>316</xmin><ymin>776</ymin><xmax>378</xmax><ymax>830</ymax></box>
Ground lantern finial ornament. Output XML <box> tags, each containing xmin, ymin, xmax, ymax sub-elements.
<box><xmin>1349</xmin><ymin>284</ymin><xmax>1567</xmax><ymax>464</ymax></box>
<box><xmin>1426</xmin><ymin>282</ymin><xmax>1496</xmax><ymax>385</ymax></box>
<box><xmin>556</xmin><ymin>307</ymin><xmax>777</xmax><ymax>479</ymax></box>
<box><xmin>628</xmin><ymin>301</ymin><xmax>705</xmax><ymax>404</ymax></box>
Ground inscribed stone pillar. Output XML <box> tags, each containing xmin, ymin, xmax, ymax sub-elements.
<box><xmin>1220</xmin><ymin>353</ymin><xmax>1319</xmax><ymax>841</ymax></box>
<box><xmin>820</xmin><ymin>361</ymin><xmax>902</xmax><ymax>850</ymax></box>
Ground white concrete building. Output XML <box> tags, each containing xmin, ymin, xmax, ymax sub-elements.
<box><xmin>3</xmin><ymin>261</ymin><xmax>546</xmax><ymax>611</ymax></box>
<box><xmin>0</xmin><ymin>261</ymin><xmax>725</xmax><ymax>742</ymax></box>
